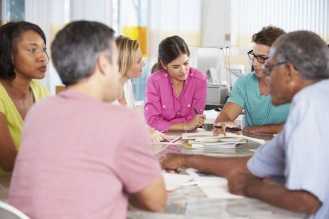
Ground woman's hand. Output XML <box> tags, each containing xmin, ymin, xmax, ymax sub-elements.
<box><xmin>185</xmin><ymin>114</ymin><xmax>205</xmax><ymax>131</ymax></box>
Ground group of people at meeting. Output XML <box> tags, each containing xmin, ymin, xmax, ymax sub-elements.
<box><xmin>0</xmin><ymin>19</ymin><xmax>328</xmax><ymax>219</ymax></box>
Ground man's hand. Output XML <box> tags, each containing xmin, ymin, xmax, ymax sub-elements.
<box><xmin>213</xmin><ymin>121</ymin><xmax>239</xmax><ymax>135</ymax></box>
<box><xmin>242</xmin><ymin>124</ymin><xmax>283</xmax><ymax>137</ymax></box>
<box><xmin>242</xmin><ymin>126</ymin><xmax>275</xmax><ymax>140</ymax></box>
<box><xmin>160</xmin><ymin>153</ymin><xmax>187</xmax><ymax>171</ymax></box>
<box><xmin>227</xmin><ymin>168</ymin><xmax>261</xmax><ymax>196</ymax></box>
<box><xmin>242</xmin><ymin>126</ymin><xmax>261</xmax><ymax>135</ymax></box>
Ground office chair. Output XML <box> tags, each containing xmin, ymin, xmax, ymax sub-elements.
<box><xmin>0</xmin><ymin>201</ymin><xmax>30</xmax><ymax>219</ymax></box>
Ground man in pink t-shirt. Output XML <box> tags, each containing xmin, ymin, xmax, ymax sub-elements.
<box><xmin>9</xmin><ymin>21</ymin><xmax>166</xmax><ymax>219</ymax></box>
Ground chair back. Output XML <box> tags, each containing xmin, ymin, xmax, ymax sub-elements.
<box><xmin>0</xmin><ymin>201</ymin><xmax>30</xmax><ymax>219</ymax></box>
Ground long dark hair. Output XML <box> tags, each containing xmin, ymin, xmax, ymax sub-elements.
<box><xmin>155</xmin><ymin>35</ymin><xmax>190</xmax><ymax>71</ymax></box>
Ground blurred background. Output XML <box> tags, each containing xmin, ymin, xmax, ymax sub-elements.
<box><xmin>1</xmin><ymin>0</ymin><xmax>328</xmax><ymax>102</ymax></box>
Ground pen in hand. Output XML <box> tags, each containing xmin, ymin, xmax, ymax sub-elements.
<box><xmin>214</xmin><ymin>123</ymin><xmax>227</xmax><ymax>136</ymax></box>
<box><xmin>214</xmin><ymin>122</ymin><xmax>242</xmax><ymax>136</ymax></box>
<box><xmin>193</xmin><ymin>108</ymin><xmax>205</xmax><ymax>128</ymax></box>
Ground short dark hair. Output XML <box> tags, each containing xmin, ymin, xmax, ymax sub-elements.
<box><xmin>157</xmin><ymin>35</ymin><xmax>190</xmax><ymax>69</ymax></box>
<box><xmin>252</xmin><ymin>26</ymin><xmax>285</xmax><ymax>47</ymax></box>
<box><xmin>273</xmin><ymin>30</ymin><xmax>329</xmax><ymax>80</ymax></box>
<box><xmin>51</xmin><ymin>21</ymin><xmax>115</xmax><ymax>86</ymax></box>
<box><xmin>0</xmin><ymin>21</ymin><xmax>46</xmax><ymax>80</ymax></box>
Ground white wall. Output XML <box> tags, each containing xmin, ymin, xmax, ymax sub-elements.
<box><xmin>148</xmin><ymin>0</ymin><xmax>202</xmax><ymax>58</ymax></box>
<box><xmin>25</xmin><ymin>0</ymin><xmax>70</xmax><ymax>93</ymax></box>
<box><xmin>70</xmin><ymin>0</ymin><xmax>112</xmax><ymax>26</ymax></box>
<box><xmin>201</xmin><ymin>0</ymin><xmax>231</xmax><ymax>48</ymax></box>
<box><xmin>25</xmin><ymin>0</ymin><xmax>114</xmax><ymax>94</ymax></box>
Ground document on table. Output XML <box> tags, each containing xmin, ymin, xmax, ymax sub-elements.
<box><xmin>162</xmin><ymin>172</ymin><xmax>194</xmax><ymax>191</ymax></box>
<box><xmin>197</xmin><ymin>177</ymin><xmax>242</xmax><ymax>199</ymax></box>
<box><xmin>163</xmin><ymin>169</ymin><xmax>242</xmax><ymax>199</ymax></box>
<box><xmin>181</xmin><ymin>130</ymin><xmax>214</xmax><ymax>140</ymax></box>
<box><xmin>184</xmin><ymin>169</ymin><xmax>242</xmax><ymax>199</ymax></box>
<box><xmin>182</xmin><ymin>131</ymin><xmax>266</xmax><ymax>145</ymax></box>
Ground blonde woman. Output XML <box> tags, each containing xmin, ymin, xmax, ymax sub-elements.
<box><xmin>115</xmin><ymin>36</ymin><xmax>143</xmax><ymax>108</ymax></box>
<box><xmin>116</xmin><ymin>36</ymin><xmax>168</xmax><ymax>142</ymax></box>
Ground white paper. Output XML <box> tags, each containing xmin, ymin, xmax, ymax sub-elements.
<box><xmin>162</xmin><ymin>172</ymin><xmax>193</xmax><ymax>191</ymax></box>
<box><xmin>185</xmin><ymin>169</ymin><xmax>243</xmax><ymax>199</ymax></box>
<box><xmin>182</xmin><ymin>131</ymin><xmax>266</xmax><ymax>145</ymax></box>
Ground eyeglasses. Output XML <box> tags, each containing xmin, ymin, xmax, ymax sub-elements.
<box><xmin>25</xmin><ymin>47</ymin><xmax>48</xmax><ymax>58</ymax></box>
<box><xmin>263</xmin><ymin>61</ymin><xmax>287</xmax><ymax>76</ymax></box>
<box><xmin>247</xmin><ymin>50</ymin><xmax>269</xmax><ymax>64</ymax></box>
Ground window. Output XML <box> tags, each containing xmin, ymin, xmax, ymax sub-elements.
<box><xmin>1</xmin><ymin>0</ymin><xmax>25</xmax><ymax>23</ymax></box>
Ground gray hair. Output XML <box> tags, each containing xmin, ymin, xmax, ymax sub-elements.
<box><xmin>51</xmin><ymin>21</ymin><xmax>115</xmax><ymax>86</ymax></box>
<box><xmin>272</xmin><ymin>30</ymin><xmax>329</xmax><ymax>80</ymax></box>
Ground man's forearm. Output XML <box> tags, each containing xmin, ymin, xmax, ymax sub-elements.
<box><xmin>244</xmin><ymin>124</ymin><xmax>283</xmax><ymax>135</ymax></box>
<box><xmin>246</xmin><ymin>179</ymin><xmax>321</xmax><ymax>215</ymax></box>
<box><xmin>184</xmin><ymin>155</ymin><xmax>250</xmax><ymax>177</ymax></box>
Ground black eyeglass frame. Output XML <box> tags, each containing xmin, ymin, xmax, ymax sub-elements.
<box><xmin>263</xmin><ymin>61</ymin><xmax>288</xmax><ymax>76</ymax></box>
<box><xmin>247</xmin><ymin>50</ymin><xmax>269</xmax><ymax>64</ymax></box>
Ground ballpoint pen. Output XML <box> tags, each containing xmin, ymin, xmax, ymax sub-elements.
<box><xmin>214</xmin><ymin>123</ymin><xmax>227</xmax><ymax>136</ymax></box>
<box><xmin>193</xmin><ymin>107</ymin><xmax>205</xmax><ymax>128</ymax></box>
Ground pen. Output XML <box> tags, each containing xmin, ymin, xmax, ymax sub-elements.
<box><xmin>214</xmin><ymin>124</ymin><xmax>242</xmax><ymax>136</ymax></box>
<box><xmin>170</xmin><ymin>136</ymin><xmax>182</xmax><ymax>143</ymax></box>
<box><xmin>193</xmin><ymin>107</ymin><xmax>200</xmax><ymax>115</ymax></box>
<box><xmin>193</xmin><ymin>107</ymin><xmax>205</xmax><ymax>128</ymax></box>
<box><xmin>214</xmin><ymin>124</ymin><xmax>227</xmax><ymax>136</ymax></box>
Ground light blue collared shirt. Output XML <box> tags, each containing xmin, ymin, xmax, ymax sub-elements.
<box><xmin>248</xmin><ymin>79</ymin><xmax>329</xmax><ymax>219</ymax></box>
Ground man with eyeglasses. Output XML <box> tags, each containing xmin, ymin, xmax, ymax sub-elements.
<box><xmin>161</xmin><ymin>30</ymin><xmax>329</xmax><ymax>218</ymax></box>
<box><xmin>214</xmin><ymin>26</ymin><xmax>290</xmax><ymax>137</ymax></box>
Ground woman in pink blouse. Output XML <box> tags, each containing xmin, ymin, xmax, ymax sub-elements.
<box><xmin>144</xmin><ymin>35</ymin><xmax>207</xmax><ymax>132</ymax></box>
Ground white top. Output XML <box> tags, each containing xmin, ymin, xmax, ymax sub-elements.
<box><xmin>112</xmin><ymin>79</ymin><xmax>136</xmax><ymax>108</ymax></box>
<box><xmin>123</xmin><ymin>79</ymin><xmax>135</xmax><ymax>108</ymax></box>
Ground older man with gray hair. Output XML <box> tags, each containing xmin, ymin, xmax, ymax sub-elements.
<box><xmin>230</xmin><ymin>30</ymin><xmax>329</xmax><ymax>218</ymax></box>
<box><xmin>161</xmin><ymin>30</ymin><xmax>329</xmax><ymax>218</ymax></box>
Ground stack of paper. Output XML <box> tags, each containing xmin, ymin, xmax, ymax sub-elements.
<box><xmin>192</xmin><ymin>136</ymin><xmax>247</xmax><ymax>148</ymax></box>
<box><xmin>181</xmin><ymin>131</ymin><xmax>214</xmax><ymax>140</ymax></box>
<box><xmin>182</xmin><ymin>131</ymin><xmax>266</xmax><ymax>145</ymax></box>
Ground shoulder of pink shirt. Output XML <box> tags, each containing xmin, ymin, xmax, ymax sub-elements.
<box><xmin>148</xmin><ymin>69</ymin><xmax>168</xmax><ymax>81</ymax></box>
<box><xmin>189</xmin><ymin>67</ymin><xmax>208</xmax><ymax>81</ymax></box>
